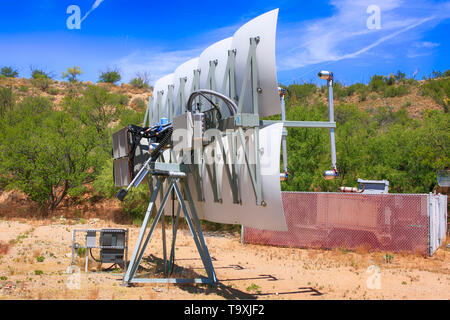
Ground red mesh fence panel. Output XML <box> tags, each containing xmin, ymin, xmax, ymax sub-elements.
<box><xmin>243</xmin><ymin>192</ymin><xmax>430</xmax><ymax>255</ymax></box>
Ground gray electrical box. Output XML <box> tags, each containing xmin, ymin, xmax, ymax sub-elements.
<box><xmin>86</xmin><ymin>231</ymin><xmax>97</xmax><ymax>248</ymax></box>
<box><xmin>358</xmin><ymin>179</ymin><xmax>389</xmax><ymax>194</ymax></box>
<box><xmin>99</xmin><ymin>229</ymin><xmax>126</xmax><ymax>264</ymax></box>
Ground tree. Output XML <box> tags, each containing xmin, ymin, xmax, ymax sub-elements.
<box><xmin>0</xmin><ymin>66</ymin><xmax>19</xmax><ymax>78</ymax></box>
<box><xmin>98</xmin><ymin>67</ymin><xmax>121</xmax><ymax>84</ymax></box>
<box><xmin>30</xmin><ymin>67</ymin><xmax>52</xmax><ymax>80</ymax></box>
<box><xmin>0</xmin><ymin>96</ymin><xmax>108</xmax><ymax>211</ymax></box>
<box><xmin>62</xmin><ymin>66</ymin><xmax>83</xmax><ymax>82</ymax></box>
<box><xmin>30</xmin><ymin>67</ymin><xmax>53</xmax><ymax>91</ymax></box>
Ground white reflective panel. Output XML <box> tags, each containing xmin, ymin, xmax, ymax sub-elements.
<box><xmin>232</xmin><ymin>9</ymin><xmax>281</xmax><ymax>117</ymax></box>
<box><xmin>198</xmin><ymin>37</ymin><xmax>233</xmax><ymax>95</ymax></box>
<box><xmin>146</xmin><ymin>95</ymin><xmax>154</xmax><ymax>126</ymax></box>
<box><xmin>152</xmin><ymin>73</ymin><xmax>174</xmax><ymax>125</ymax></box>
<box><xmin>199</xmin><ymin>123</ymin><xmax>286</xmax><ymax>231</ymax></box>
<box><xmin>173</xmin><ymin>57</ymin><xmax>200</xmax><ymax>116</ymax></box>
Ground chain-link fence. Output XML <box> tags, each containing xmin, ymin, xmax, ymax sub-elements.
<box><xmin>243</xmin><ymin>192</ymin><xmax>447</xmax><ymax>256</ymax></box>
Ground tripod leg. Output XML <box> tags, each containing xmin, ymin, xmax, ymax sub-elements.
<box><xmin>160</xmin><ymin>186</ymin><xmax>167</xmax><ymax>275</ymax></box>
<box><xmin>173</xmin><ymin>182</ymin><xmax>217</xmax><ymax>283</ymax></box>
<box><xmin>123</xmin><ymin>179</ymin><xmax>161</xmax><ymax>285</ymax></box>
<box><xmin>168</xmin><ymin>203</ymin><xmax>181</xmax><ymax>275</ymax></box>
<box><xmin>126</xmin><ymin>180</ymin><xmax>175</xmax><ymax>283</ymax></box>
<box><xmin>182</xmin><ymin>180</ymin><xmax>217</xmax><ymax>283</ymax></box>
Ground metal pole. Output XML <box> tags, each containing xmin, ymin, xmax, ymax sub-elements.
<box><xmin>123</xmin><ymin>179</ymin><xmax>161</xmax><ymax>284</ymax></box>
<box><xmin>328</xmin><ymin>78</ymin><xmax>337</xmax><ymax>170</ymax></box>
<box><xmin>280</xmin><ymin>92</ymin><xmax>288</xmax><ymax>174</ymax></box>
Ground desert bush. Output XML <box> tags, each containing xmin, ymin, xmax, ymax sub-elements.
<box><xmin>369</xmin><ymin>75</ymin><xmax>386</xmax><ymax>92</ymax></box>
<box><xmin>1</xmin><ymin>66</ymin><xmax>19</xmax><ymax>78</ymax></box>
<box><xmin>420</xmin><ymin>77</ymin><xmax>450</xmax><ymax>112</ymax></box>
<box><xmin>287</xmin><ymin>82</ymin><xmax>317</xmax><ymax>102</ymax></box>
<box><xmin>30</xmin><ymin>68</ymin><xmax>52</xmax><ymax>80</ymax></box>
<box><xmin>48</xmin><ymin>88</ymin><xmax>60</xmax><ymax>95</ymax></box>
<box><xmin>19</xmin><ymin>85</ymin><xmax>29</xmax><ymax>93</ymax></box>
<box><xmin>383</xmin><ymin>85</ymin><xmax>409</xmax><ymax>98</ymax></box>
<box><xmin>62</xmin><ymin>66</ymin><xmax>83</xmax><ymax>82</ymax></box>
<box><xmin>0</xmin><ymin>96</ymin><xmax>109</xmax><ymax>211</ymax></box>
<box><xmin>129</xmin><ymin>72</ymin><xmax>151</xmax><ymax>89</ymax></box>
<box><xmin>130</xmin><ymin>97</ymin><xmax>147</xmax><ymax>111</ymax></box>
<box><xmin>0</xmin><ymin>86</ymin><xmax>14</xmax><ymax>116</ymax></box>
<box><xmin>30</xmin><ymin>68</ymin><xmax>53</xmax><ymax>91</ymax></box>
<box><xmin>63</xmin><ymin>85</ymin><xmax>124</xmax><ymax>137</ymax></box>
<box><xmin>92</xmin><ymin>159</ymin><xmax>117</xmax><ymax>199</ymax></box>
<box><xmin>99</xmin><ymin>68</ymin><xmax>121</xmax><ymax>84</ymax></box>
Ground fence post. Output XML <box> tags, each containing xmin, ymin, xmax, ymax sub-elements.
<box><xmin>428</xmin><ymin>193</ymin><xmax>431</xmax><ymax>256</ymax></box>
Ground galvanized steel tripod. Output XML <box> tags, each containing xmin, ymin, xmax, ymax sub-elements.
<box><xmin>122</xmin><ymin>171</ymin><xmax>218</xmax><ymax>285</ymax></box>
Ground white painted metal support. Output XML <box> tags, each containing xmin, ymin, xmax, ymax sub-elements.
<box><xmin>328</xmin><ymin>78</ymin><xmax>337</xmax><ymax>170</ymax></box>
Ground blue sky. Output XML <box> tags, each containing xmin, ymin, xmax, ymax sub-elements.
<box><xmin>0</xmin><ymin>0</ymin><xmax>449</xmax><ymax>85</ymax></box>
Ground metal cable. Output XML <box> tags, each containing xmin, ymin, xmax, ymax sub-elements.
<box><xmin>186</xmin><ymin>89</ymin><xmax>238</xmax><ymax>116</ymax></box>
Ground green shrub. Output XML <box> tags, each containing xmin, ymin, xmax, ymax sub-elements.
<box><xmin>92</xmin><ymin>159</ymin><xmax>117</xmax><ymax>199</ymax></box>
<box><xmin>0</xmin><ymin>66</ymin><xmax>19</xmax><ymax>78</ymax></box>
<box><xmin>77</xmin><ymin>247</ymin><xmax>86</xmax><ymax>257</ymax></box>
<box><xmin>0</xmin><ymin>95</ymin><xmax>109</xmax><ymax>211</ymax></box>
<box><xmin>131</xmin><ymin>97</ymin><xmax>147</xmax><ymax>111</ymax></box>
<box><xmin>129</xmin><ymin>77</ymin><xmax>149</xmax><ymax>89</ymax></box>
<box><xmin>62</xmin><ymin>66</ymin><xmax>83</xmax><ymax>82</ymax></box>
<box><xmin>36</xmin><ymin>255</ymin><xmax>45</xmax><ymax>262</ymax></box>
<box><xmin>369</xmin><ymin>75</ymin><xmax>386</xmax><ymax>92</ymax></box>
<box><xmin>48</xmin><ymin>88</ymin><xmax>60</xmax><ymax>95</ymax></box>
<box><xmin>0</xmin><ymin>86</ymin><xmax>14</xmax><ymax>116</ymax></box>
<box><xmin>287</xmin><ymin>83</ymin><xmax>317</xmax><ymax>102</ymax></box>
<box><xmin>31</xmin><ymin>68</ymin><xmax>52</xmax><ymax>80</ymax></box>
<box><xmin>383</xmin><ymin>85</ymin><xmax>409</xmax><ymax>98</ymax></box>
<box><xmin>99</xmin><ymin>68</ymin><xmax>121</xmax><ymax>84</ymax></box>
<box><xmin>19</xmin><ymin>85</ymin><xmax>29</xmax><ymax>93</ymax></box>
<box><xmin>31</xmin><ymin>69</ymin><xmax>53</xmax><ymax>91</ymax></box>
<box><xmin>420</xmin><ymin>77</ymin><xmax>450</xmax><ymax>112</ymax></box>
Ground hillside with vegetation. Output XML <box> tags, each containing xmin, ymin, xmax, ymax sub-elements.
<box><xmin>0</xmin><ymin>66</ymin><xmax>448</xmax><ymax>225</ymax></box>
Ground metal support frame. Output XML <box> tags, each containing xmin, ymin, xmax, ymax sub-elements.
<box><xmin>190</xmin><ymin>37</ymin><xmax>264</xmax><ymax>206</ymax></box>
<box><xmin>167</xmin><ymin>84</ymin><xmax>174</xmax><ymax>122</ymax></box>
<box><xmin>71</xmin><ymin>229</ymin><xmax>129</xmax><ymax>273</ymax></box>
<box><xmin>280</xmin><ymin>93</ymin><xmax>288</xmax><ymax>175</ymax></box>
<box><xmin>123</xmin><ymin>171</ymin><xmax>217</xmax><ymax>285</ymax></box>
<box><xmin>327</xmin><ymin>78</ymin><xmax>337</xmax><ymax>170</ymax></box>
<box><xmin>155</xmin><ymin>90</ymin><xmax>163</xmax><ymax>126</ymax></box>
<box><xmin>234</xmin><ymin>37</ymin><xmax>263</xmax><ymax>205</ymax></box>
<box><xmin>143</xmin><ymin>96</ymin><xmax>153</xmax><ymax>127</ymax></box>
<box><xmin>260</xmin><ymin>120</ymin><xmax>336</xmax><ymax>128</ymax></box>
<box><xmin>178</xmin><ymin>77</ymin><xmax>187</xmax><ymax>115</ymax></box>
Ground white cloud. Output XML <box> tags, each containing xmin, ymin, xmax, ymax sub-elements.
<box><xmin>114</xmin><ymin>48</ymin><xmax>202</xmax><ymax>84</ymax></box>
<box><xmin>276</xmin><ymin>0</ymin><xmax>448</xmax><ymax>71</ymax></box>
<box><xmin>113</xmin><ymin>0</ymin><xmax>450</xmax><ymax>83</ymax></box>
<box><xmin>413</xmin><ymin>41</ymin><xmax>440</xmax><ymax>48</ymax></box>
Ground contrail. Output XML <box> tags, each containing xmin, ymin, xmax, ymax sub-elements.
<box><xmin>81</xmin><ymin>0</ymin><xmax>105</xmax><ymax>22</ymax></box>
<box><xmin>286</xmin><ymin>16</ymin><xmax>435</xmax><ymax>82</ymax></box>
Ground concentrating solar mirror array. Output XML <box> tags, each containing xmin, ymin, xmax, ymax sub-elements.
<box><xmin>150</xmin><ymin>9</ymin><xmax>287</xmax><ymax>231</ymax></box>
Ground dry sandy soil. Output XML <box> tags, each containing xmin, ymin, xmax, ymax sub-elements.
<box><xmin>0</xmin><ymin>216</ymin><xmax>448</xmax><ymax>300</ymax></box>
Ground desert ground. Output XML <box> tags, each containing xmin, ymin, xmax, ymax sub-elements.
<box><xmin>0</xmin><ymin>215</ymin><xmax>448</xmax><ymax>300</ymax></box>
